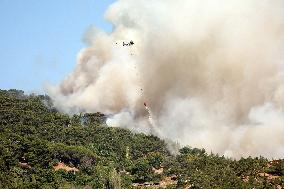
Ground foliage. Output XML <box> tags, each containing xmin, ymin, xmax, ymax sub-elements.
<box><xmin>0</xmin><ymin>89</ymin><xmax>284</xmax><ymax>188</ymax></box>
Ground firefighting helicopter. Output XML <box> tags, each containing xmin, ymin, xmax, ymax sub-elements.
<box><xmin>123</xmin><ymin>40</ymin><xmax>134</xmax><ymax>46</ymax></box>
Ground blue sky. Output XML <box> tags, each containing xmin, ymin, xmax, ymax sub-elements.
<box><xmin>0</xmin><ymin>0</ymin><xmax>114</xmax><ymax>92</ymax></box>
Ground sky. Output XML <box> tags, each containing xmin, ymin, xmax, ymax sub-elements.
<box><xmin>0</xmin><ymin>0</ymin><xmax>114</xmax><ymax>93</ymax></box>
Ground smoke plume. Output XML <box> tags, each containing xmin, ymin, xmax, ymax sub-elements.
<box><xmin>47</xmin><ymin>0</ymin><xmax>284</xmax><ymax>158</ymax></box>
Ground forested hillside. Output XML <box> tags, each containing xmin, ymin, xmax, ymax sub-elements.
<box><xmin>0</xmin><ymin>89</ymin><xmax>284</xmax><ymax>188</ymax></box>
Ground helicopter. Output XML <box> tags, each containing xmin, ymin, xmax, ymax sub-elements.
<box><xmin>123</xmin><ymin>40</ymin><xmax>134</xmax><ymax>46</ymax></box>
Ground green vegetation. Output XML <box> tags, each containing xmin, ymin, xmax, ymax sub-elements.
<box><xmin>0</xmin><ymin>89</ymin><xmax>284</xmax><ymax>188</ymax></box>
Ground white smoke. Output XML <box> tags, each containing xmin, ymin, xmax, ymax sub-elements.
<box><xmin>47</xmin><ymin>0</ymin><xmax>284</xmax><ymax>159</ymax></box>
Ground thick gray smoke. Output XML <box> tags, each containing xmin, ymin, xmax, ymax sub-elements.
<box><xmin>47</xmin><ymin>0</ymin><xmax>284</xmax><ymax>159</ymax></box>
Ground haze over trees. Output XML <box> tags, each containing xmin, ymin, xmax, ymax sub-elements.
<box><xmin>0</xmin><ymin>89</ymin><xmax>284</xmax><ymax>188</ymax></box>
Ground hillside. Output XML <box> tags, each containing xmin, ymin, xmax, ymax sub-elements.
<box><xmin>0</xmin><ymin>89</ymin><xmax>284</xmax><ymax>188</ymax></box>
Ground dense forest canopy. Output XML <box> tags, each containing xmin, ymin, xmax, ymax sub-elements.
<box><xmin>0</xmin><ymin>89</ymin><xmax>284</xmax><ymax>188</ymax></box>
